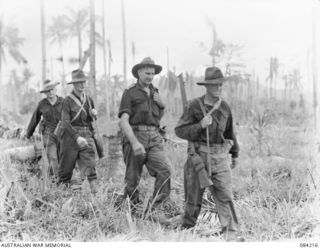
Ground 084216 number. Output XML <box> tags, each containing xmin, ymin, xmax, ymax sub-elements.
<box><xmin>300</xmin><ymin>243</ymin><xmax>318</xmax><ymax>248</ymax></box>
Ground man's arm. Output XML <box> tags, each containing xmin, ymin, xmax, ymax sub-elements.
<box><xmin>175</xmin><ymin>100</ymin><xmax>206</xmax><ymax>141</ymax></box>
<box><xmin>26</xmin><ymin>103</ymin><xmax>42</xmax><ymax>138</ymax></box>
<box><xmin>223</xmin><ymin>110</ymin><xmax>239</xmax><ymax>159</ymax></box>
<box><xmin>119</xmin><ymin>113</ymin><xmax>145</xmax><ymax>155</ymax></box>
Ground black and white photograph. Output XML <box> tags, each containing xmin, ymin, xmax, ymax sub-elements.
<box><xmin>0</xmin><ymin>0</ymin><xmax>319</xmax><ymax>245</ymax></box>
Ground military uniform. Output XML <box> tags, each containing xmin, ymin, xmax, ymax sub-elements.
<box><xmin>58</xmin><ymin>91</ymin><xmax>97</xmax><ymax>184</ymax></box>
<box><xmin>27</xmin><ymin>96</ymin><xmax>64</xmax><ymax>177</ymax></box>
<box><xmin>175</xmin><ymin>95</ymin><xmax>239</xmax><ymax>231</ymax></box>
<box><xmin>118</xmin><ymin>82</ymin><xmax>171</xmax><ymax>206</ymax></box>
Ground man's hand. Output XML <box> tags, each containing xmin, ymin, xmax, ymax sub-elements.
<box><xmin>76</xmin><ymin>136</ymin><xmax>88</xmax><ymax>148</ymax></box>
<box><xmin>200</xmin><ymin>115</ymin><xmax>213</xmax><ymax>128</ymax></box>
<box><xmin>132</xmin><ymin>141</ymin><xmax>146</xmax><ymax>156</ymax></box>
<box><xmin>153</xmin><ymin>92</ymin><xmax>164</xmax><ymax>108</ymax></box>
<box><xmin>231</xmin><ymin>158</ymin><xmax>238</xmax><ymax>169</ymax></box>
<box><xmin>91</xmin><ymin>108</ymin><xmax>98</xmax><ymax>117</ymax></box>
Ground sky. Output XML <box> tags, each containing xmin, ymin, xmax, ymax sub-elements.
<box><xmin>0</xmin><ymin>0</ymin><xmax>319</xmax><ymax>93</ymax></box>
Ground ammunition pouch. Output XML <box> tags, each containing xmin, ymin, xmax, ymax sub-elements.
<box><xmin>190</xmin><ymin>153</ymin><xmax>213</xmax><ymax>189</ymax></box>
<box><xmin>53</xmin><ymin>121</ymin><xmax>63</xmax><ymax>138</ymax></box>
<box><xmin>93</xmin><ymin>131</ymin><xmax>104</xmax><ymax>159</ymax></box>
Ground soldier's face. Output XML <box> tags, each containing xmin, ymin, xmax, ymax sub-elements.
<box><xmin>205</xmin><ymin>84</ymin><xmax>222</xmax><ymax>98</ymax></box>
<box><xmin>45</xmin><ymin>87</ymin><xmax>57</xmax><ymax>99</ymax></box>
<box><xmin>73</xmin><ymin>81</ymin><xmax>86</xmax><ymax>93</ymax></box>
<box><xmin>138</xmin><ymin>67</ymin><xmax>155</xmax><ymax>86</ymax></box>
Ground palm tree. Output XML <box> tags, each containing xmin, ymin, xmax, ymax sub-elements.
<box><xmin>63</xmin><ymin>7</ymin><xmax>89</xmax><ymax>66</ymax></box>
<box><xmin>0</xmin><ymin>19</ymin><xmax>26</xmax><ymax>112</ymax></box>
<box><xmin>47</xmin><ymin>15</ymin><xmax>68</xmax><ymax>89</ymax></box>
<box><xmin>268</xmin><ymin>57</ymin><xmax>279</xmax><ymax>100</ymax></box>
<box><xmin>89</xmin><ymin>0</ymin><xmax>97</xmax><ymax>101</ymax></box>
<box><xmin>40</xmin><ymin>0</ymin><xmax>46</xmax><ymax>84</ymax></box>
<box><xmin>121</xmin><ymin>0</ymin><xmax>127</xmax><ymax>83</ymax></box>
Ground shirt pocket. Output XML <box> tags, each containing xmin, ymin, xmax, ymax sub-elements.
<box><xmin>132</xmin><ymin>98</ymin><xmax>148</xmax><ymax>112</ymax></box>
<box><xmin>217</xmin><ymin>110</ymin><xmax>228</xmax><ymax>132</ymax></box>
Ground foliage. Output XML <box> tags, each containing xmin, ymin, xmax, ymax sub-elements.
<box><xmin>0</xmin><ymin>19</ymin><xmax>26</xmax><ymax>65</ymax></box>
<box><xmin>248</xmin><ymin>107</ymin><xmax>276</xmax><ymax>156</ymax></box>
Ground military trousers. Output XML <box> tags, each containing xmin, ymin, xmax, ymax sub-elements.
<box><xmin>122</xmin><ymin>129</ymin><xmax>171</xmax><ymax>206</ymax></box>
<box><xmin>183</xmin><ymin>151</ymin><xmax>238</xmax><ymax>231</ymax></box>
<box><xmin>58</xmin><ymin>127</ymin><xmax>97</xmax><ymax>184</ymax></box>
<box><xmin>42</xmin><ymin>131</ymin><xmax>59</xmax><ymax>178</ymax></box>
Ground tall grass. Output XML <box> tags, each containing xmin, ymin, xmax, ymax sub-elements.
<box><xmin>0</xmin><ymin>110</ymin><xmax>319</xmax><ymax>241</ymax></box>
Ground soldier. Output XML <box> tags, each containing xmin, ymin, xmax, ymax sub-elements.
<box><xmin>26</xmin><ymin>80</ymin><xmax>63</xmax><ymax>179</ymax></box>
<box><xmin>175</xmin><ymin>67</ymin><xmax>243</xmax><ymax>241</ymax></box>
<box><xmin>58</xmin><ymin>69</ymin><xmax>98</xmax><ymax>194</ymax></box>
<box><xmin>118</xmin><ymin>57</ymin><xmax>171</xmax><ymax>212</ymax></box>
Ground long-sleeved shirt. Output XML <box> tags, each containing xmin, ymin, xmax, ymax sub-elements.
<box><xmin>61</xmin><ymin>90</ymin><xmax>95</xmax><ymax>141</ymax></box>
<box><xmin>26</xmin><ymin>96</ymin><xmax>64</xmax><ymax>138</ymax></box>
<box><xmin>118</xmin><ymin>82</ymin><xmax>164</xmax><ymax>127</ymax></box>
<box><xmin>175</xmin><ymin>95</ymin><xmax>239</xmax><ymax>158</ymax></box>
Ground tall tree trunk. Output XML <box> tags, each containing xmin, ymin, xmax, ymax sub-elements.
<box><xmin>58</xmin><ymin>39</ymin><xmax>66</xmax><ymax>92</ymax></box>
<box><xmin>90</xmin><ymin>0</ymin><xmax>97</xmax><ymax>101</ymax></box>
<box><xmin>269</xmin><ymin>57</ymin><xmax>273</xmax><ymax>101</ymax></box>
<box><xmin>0</xmin><ymin>42</ymin><xmax>2</xmax><ymax>114</ymax></box>
<box><xmin>102</xmin><ymin>0</ymin><xmax>109</xmax><ymax>119</ymax></box>
<box><xmin>107</xmin><ymin>40</ymin><xmax>112</xmax><ymax>78</ymax></box>
<box><xmin>121</xmin><ymin>0</ymin><xmax>127</xmax><ymax>83</ymax></box>
<box><xmin>312</xmin><ymin>6</ymin><xmax>318</xmax><ymax>129</ymax></box>
<box><xmin>131</xmin><ymin>41</ymin><xmax>136</xmax><ymax>65</ymax></box>
<box><xmin>77</xmin><ymin>28</ymin><xmax>82</xmax><ymax>66</ymax></box>
<box><xmin>40</xmin><ymin>0</ymin><xmax>46</xmax><ymax>84</ymax></box>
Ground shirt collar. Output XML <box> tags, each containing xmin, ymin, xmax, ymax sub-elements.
<box><xmin>204</xmin><ymin>94</ymin><xmax>221</xmax><ymax>106</ymax></box>
<box><xmin>136</xmin><ymin>81</ymin><xmax>155</xmax><ymax>91</ymax></box>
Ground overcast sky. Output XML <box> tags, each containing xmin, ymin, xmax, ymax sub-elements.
<box><xmin>0</xmin><ymin>0</ymin><xmax>318</xmax><ymax>92</ymax></box>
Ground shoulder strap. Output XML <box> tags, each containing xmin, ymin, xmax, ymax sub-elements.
<box><xmin>69</xmin><ymin>93</ymin><xmax>87</xmax><ymax>123</ymax></box>
<box><xmin>196</xmin><ymin>98</ymin><xmax>221</xmax><ymax>125</ymax></box>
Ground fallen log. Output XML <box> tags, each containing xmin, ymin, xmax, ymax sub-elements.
<box><xmin>2</xmin><ymin>143</ymin><xmax>42</xmax><ymax>161</ymax></box>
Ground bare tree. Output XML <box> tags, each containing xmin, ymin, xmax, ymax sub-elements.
<box><xmin>312</xmin><ymin>6</ymin><xmax>318</xmax><ymax>129</ymax></box>
<box><xmin>40</xmin><ymin>0</ymin><xmax>46</xmax><ymax>83</ymax></box>
<box><xmin>121</xmin><ymin>0</ymin><xmax>127</xmax><ymax>83</ymax></box>
<box><xmin>89</xmin><ymin>0</ymin><xmax>97</xmax><ymax>101</ymax></box>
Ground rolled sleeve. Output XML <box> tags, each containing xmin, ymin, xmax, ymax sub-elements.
<box><xmin>118</xmin><ymin>89</ymin><xmax>133</xmax><ymax>118</ymax></box>
<box><xmin>175</xmin><ymin>102</ymin><xmax>203</xmax><ymax>141</ymax></box>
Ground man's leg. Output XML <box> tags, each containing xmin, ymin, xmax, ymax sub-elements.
<box><xmin>209</xmin><ymin>169</ymin><xmax>238</xmax><ymax>233</ymax></box>
<box><xmin>58</xmin><ymin>135</ymin><xmax>78</xmax><ymax>184</ymax></box>
<box><xmin>145</xmin><ymin>133</ymin><xmax>171</xmax><ymax>206</ymax></box>
<box><xmin>77</xmin><ymin>137</ymin><xmax>97</xmax><ymax>181</ymax></box>
<box><xmin>46</xmin><ymin>134</ymin><xmax>59</xmax><ymax>178</ymax></box>
<box><xmin>122</xmin><ymin>138</ymin><xmax>145</xmax><ymax>204</ymax></box>
<box><xmin>182</xmin><ymin>156</ymin><xmax>205</xmax><ymax>228</ymax></box>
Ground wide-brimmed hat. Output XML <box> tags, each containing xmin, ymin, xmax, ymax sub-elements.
<box><xmin>67</xmin><ymin>69</ymin><xmax>88</xmax><ymax>84</ymax></box>
<box><xmin>40</xmin><ymin>80</ymin><xmax>60</xmax><ymax>93</ymax></box>
<box><xmin>131</xmin><ymin>57</ymin><xmax>162</xmax><ymax>79</ymax></box>
<box><xmin>197</xmin><ymin>67</ymin><xmax>230</xmax><ymax>85</ymax></box>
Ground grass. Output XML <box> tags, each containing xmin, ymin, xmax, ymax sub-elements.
<box><xmin>0</xmin><ymin>110</ymin><xmax>319</xmax><ymax>242</ymax></box>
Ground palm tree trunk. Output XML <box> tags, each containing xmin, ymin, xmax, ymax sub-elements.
<box><xmin>58</xmin><ymin>39</ymin><xmax>66</xmax><ymax>91</ymax></box>
<box><xmin>40</xmin><ymin>0</ymin><xmax>46</xmax><ymax>83</ymax></box>
<box><xmin>78</xmin><ymin>28</ymin><xmax>82</xmax><ymax>65</ymax></box>
<box><xmin>90</xmin><ymin>0</ymin><xmax>97</xmax><ymax>101</ymax></box>
<box><xmin>121</xmin><ymin>0</ymin><xmax>127</xmax><ymax>83</ymax></box>
<box><xmin>0</xmin><ymin>42</ymin><xmax>2</xmax><ymax>114</ymax></box>
<box><xmin>102</xmin><ymin>0</ymin><xmax>109</xmax><ymax>119</ymax></box>
<box><xmin>312</xmin><ymin>7</ymin><xmax>318</xmax><ymax>129</ymax></box>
